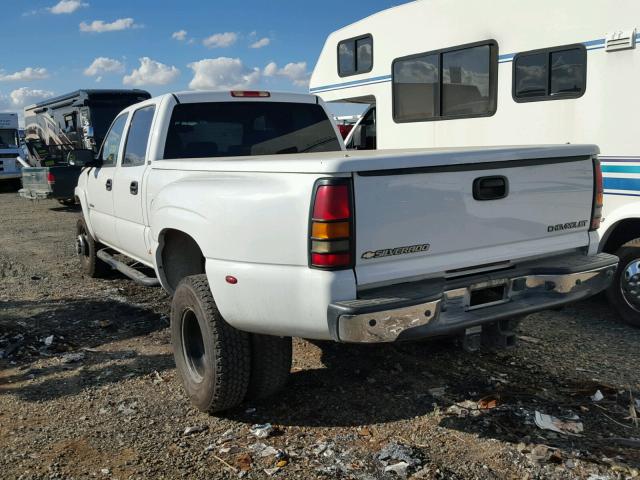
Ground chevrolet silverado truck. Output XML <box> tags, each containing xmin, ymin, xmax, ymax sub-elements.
<box><xmin>73</xmin><ymin>90</ymin><xmax>617</xmax><ymax>412</ymax></box>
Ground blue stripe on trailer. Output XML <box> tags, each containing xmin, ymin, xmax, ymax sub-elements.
<box><xmin>601</xmin><ymin>165</ymin><xmax>640</xmax><ymax>174</ymax></box>
<box><xmin>603</xmin><ymin>177</ymin><xmax>640</xmax><ymax>192</ymax></box>
<box><xmin>309</xmin><ymin>75</ymin><xmax>392</xmax><ymax>93</ymax></box>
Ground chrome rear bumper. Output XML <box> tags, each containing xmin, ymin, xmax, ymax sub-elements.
<box><xmin>329</xmin><ymin>253</ymin><xmax>617</xmax><ymax>343</ymax></box>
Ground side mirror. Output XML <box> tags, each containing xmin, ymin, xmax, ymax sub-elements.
<box><xmin>67</xmin><ymin>149</ymin><xmax>98</xmax><ymax>167</ymax></box>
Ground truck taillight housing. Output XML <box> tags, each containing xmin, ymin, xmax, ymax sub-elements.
<box><xmin>309</xmin><ymin>178</ymin><xmax>354</xmax><ymax>269</ymax></box>
<box><xmin>47</xmin><ymin>172</ymin><xmax>55</xmax><ymax>185</ymax></box>
<box><xmin>591</xmin><ymin>157</ymin><xmax>603</xmax><ymax>231</ymax></box>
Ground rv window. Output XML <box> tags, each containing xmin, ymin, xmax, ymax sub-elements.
<box><xmin>338</xmin><ymin>34</ymin><xmax>373</xmax><ymax>77</ymax></box>
<box><xmin>514</xmin><ymin>53</ymin><xmax>547</xmax><ymax>98</ymax></box>
<box><xmin>442</xmin><ymin>45</ymin><xmax>492</xmax><ymax>116</ymax></box>
<box><xmin>99</xmin><ymin>113</ymin><xmax>128</xmax><ymax>167</ymax></box>
<box><xmin>393</xmin><ymin>40</ymin><xmax>497</xmax><ymax>122</ymax></box>
<box><xmin>393</xmin><ymin>54</ymin><xmax>439</xmax><ymax>121</ymax></box>
<box><xmin>513</xmin><ymin>45</ymin><xmax>586</xmax><ymax>102</ymax></box>
<box><xmin>123</xmin><ymin>105</ymin><xmax>155</xmax><ymax>167</ymax></box>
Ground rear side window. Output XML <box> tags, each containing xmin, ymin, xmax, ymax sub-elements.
<box><xmin>513</xmin><ymin>45</ymin><xmax>586</xmax><ymax>102</ymax></box>
<box><xmin>123</xmin><ymin>105</ymin><xmax>155</xmax><ymax>167</ymax></box>
<box><xmin>338</xmin><ymin>35</ymin><xmax>373</xmax><ymax>77</ymax></box>
<box><xmin>163</xmin><ymin>102</ymin><xmax>341</xmax><ymax>159</ymax></box>
<box><xmin>393</xmin><ymin>40</ymin><xmax>497</xmax><ymax>122</ymax></box>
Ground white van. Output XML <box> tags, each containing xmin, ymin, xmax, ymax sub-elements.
<box><xmin>309</xmin><ymin>0</ymin><xmax>640</xmax><ymax>326</ymax></box>
<box><xmin>0</xmin><ymin>113</ymin><xmax>24</xmax><ymax>183</ymax></box>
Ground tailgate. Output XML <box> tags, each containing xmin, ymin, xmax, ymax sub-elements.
<box><xmin>21</xmin><ymin>167</ymin><xmax>51</xmax><ymax>192</ymax></box>
<box><xmin>354</xmin><ymin>155</ymin><xmax>595</xmax><ymax>287</ymax></box>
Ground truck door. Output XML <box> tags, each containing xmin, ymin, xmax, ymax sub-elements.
<box><xmin>113</xmin><ymin>105</ymin><xmax>155</xmax><ymax>262</ymax></box>
<box><xmin>86</xmin><ymin>112</ymin><xmax>128</xmax><ymax>247</ymax></box>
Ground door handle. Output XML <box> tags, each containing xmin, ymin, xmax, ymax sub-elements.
<box><xmin>473</xmin><ymin>176</ymin><xmax>508</xmax><ymax>201</ymax></box>
<box><xmin>105</xmin><ymin>179</ymin><xmax>112</xmax><ymax>191</ymax></box>
<box><xmin>130</xmin><ymin>181</ymin><xmax>139</xmax><ymax>195</ymax></box>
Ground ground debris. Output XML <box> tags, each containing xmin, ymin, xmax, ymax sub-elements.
<box><xmin>534</xmin><ymin>411</ymin><xmax>584</xmax><ymax>435</ymax></box>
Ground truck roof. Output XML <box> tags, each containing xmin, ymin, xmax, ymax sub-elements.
<box><xmin>24</xmin><ymin>89</ymin><xmax>151</xmax><ymax>111</ymax></box>
<box><xmin>168</xmin><ymin>90</ymin><xmax>320</xmax><ymax>104</ymax></box>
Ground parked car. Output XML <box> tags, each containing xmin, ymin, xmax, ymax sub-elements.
<box><xmin>19</xmin><ymin>89</ymin><xmax>151</xmax><ymax>203</ymax></box>
<box><xmin>73</xmin><ymin>90</ymin><xmax>617</xmax><ymax>412</ymax></box>
<box><xmin>309</xmin><ymin>0</ymin><xmax>640</xmax><ymax>326</ymax></box>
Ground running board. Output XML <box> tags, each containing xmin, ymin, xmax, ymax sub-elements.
<box><xmin>97</xmin><ymin>249</ymin><xmax>160</xmax><ymax>287</ymax></box>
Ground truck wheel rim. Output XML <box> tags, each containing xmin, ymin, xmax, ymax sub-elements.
<box><xmin>181</xmin><ymin>308</ymin><xmax>206</xmax><ymax>382</ymax></box>
<box><xmin>620</xmin><ymin>259</ymin><xmax>640</xmax><ymax>312</ymax></box>
<box><xmin>76</xmin><ymin>234</ymin><xmax>88</xmax><ymax>257</ymax></box>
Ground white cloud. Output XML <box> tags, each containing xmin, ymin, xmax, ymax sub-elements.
<box><xmin>263</xmin><ymin>61</ymin><xmax>310</xmax><ymax>87</ymax></box>
<box><xmin>172</xmin><ymin>30</ymin><xmax>187</xmax><ymax>41</ymax></box>
<box><xmin>250</xmin><ymin>37</ymin><xmax>270</xmax><ymax>49</ymax></box>
<box><xmin>123</xmin><ymin>57</ymin><xmax>180</xmax><ymax>86</ymax></box>
<box><xmin>202</xmin><ymin>32</ymin><xmax>238</xmax><ymax>48</ymax></box>
<box><xmin>1</xmin><ymin>87</ymin><xmax>54</xmax><ymax>109</ymax></box>
<box><xmin>49</xmin><ymin>0</ymin><xmax>88</xmax><ymax>14</ymax></box>
<box><xmin>188</xmin><ymin>57</ymin><xmax>260</xmax><ymax>90</ymax></box>
<box><xmin>263</xmin><ymin>62</ymin><xmax>278</xmax><ymax>77</ymax></box>
<box><xmin>84</xmin><ymin>57</ymin><xmax>124</xmax><ymax>76</ymax></box>
<box><xmin>0</xmin><ymin>67</ymin><xmax>50</xmax><ymax>82</ymax></box>
<box><xmin>79</xmin><ymin>18</ymin><xmax>139</xmax><ymax>33</ymax></box>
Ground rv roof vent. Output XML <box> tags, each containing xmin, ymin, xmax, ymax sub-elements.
<box><xmin>605</xmin><ymin>29</ymin><xmax>636</xmax><ymax>52</ymax></box>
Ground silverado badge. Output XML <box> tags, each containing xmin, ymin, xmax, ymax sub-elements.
<box><xmin>361</xmin><ymin>243</ymin><xmax>430</xmax><ymax>260</ymax></box>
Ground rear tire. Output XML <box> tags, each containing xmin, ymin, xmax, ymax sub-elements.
<box><xmin>171</xmin><ymin>275</ymin><xmax>251</xmax><ymax>412</ymax></box>
<box><xmin>76</xmin><ymin>217</ymin><xmax>108</xmax><ymax>278</ymax></box>
<box><xmin>606</xmin><ymin>245</ymin><xmax>640</xmax><ymax>327</ymax></box>
<box><xmin>246</xmin><ymin>334</ymin><xmax>292</xmax><ymax>401</ymax></box>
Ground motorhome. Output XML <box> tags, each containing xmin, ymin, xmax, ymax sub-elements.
<box><xmin>0</xmin><ymin>113</ymin><xmax>25</xmax><ymax>184</ymax></box>
<box><xmin>309</xmin><ymin>0</ymin><xmax>640</xmax><ymax>325</ymax></box>
<box><xmin>23</xmin><ymin>89</ymin><xmax>151</xmax><ymax>166</ymax></box>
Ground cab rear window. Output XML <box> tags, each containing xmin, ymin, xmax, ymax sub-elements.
<box><xmin>163</xmin><ymin>102</ymin><xmax>341</xmax><ymax>159</ymax></box>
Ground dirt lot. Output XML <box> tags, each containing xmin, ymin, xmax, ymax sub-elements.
<box><xmin>1</xmin><ymin>189</ymin><xmax>639</xmax><ymax>480</ymax></box>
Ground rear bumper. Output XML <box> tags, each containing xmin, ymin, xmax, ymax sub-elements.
<box><xmin>19</xmin><ymin>188</ymin><xmax>51</xmax><ymax>200</ymax></box>
<box><xmin>329</xmin><ymin>252</ymin><xmax>618</xmax><ymax>343</ymax></box>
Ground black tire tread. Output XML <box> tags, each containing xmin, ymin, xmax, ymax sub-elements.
<box><xmin>173</xmin><ymin>274</ymin><xmax>251</xmax><ymax>412</ymax></box>
<box><xmin>246</xmin><ymin>334</ymin><xmax>292</xmax><ymax>401</ymax></box>
<box><xmin>76</xmin><ymin>217</ymin><xmax>109</xmax><ymax>278</ymax></box>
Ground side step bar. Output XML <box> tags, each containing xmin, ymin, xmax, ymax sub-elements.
<box><xmin>97</xmin><ymin>249</ymin><xmax>160</xmax><ymax>287</ymax></box>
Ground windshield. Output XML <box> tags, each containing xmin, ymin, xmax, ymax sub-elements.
<box><xmin>163</xmin><ymin>101</ymin><xmax>341</xmax><ymax>159</ymax></box>
<box><xmin>0</xmin><ymin>129</ymin><xmax>18</xmax><ymax>148</ymax></box>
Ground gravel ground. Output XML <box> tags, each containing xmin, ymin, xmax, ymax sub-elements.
<box><xmin>1</xmin><ymin>188</ymin><xmax>639</xmax><ymax>480</ymax></box>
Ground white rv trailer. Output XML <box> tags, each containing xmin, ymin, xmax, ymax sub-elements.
<box><xmin>309</xmin><ymin>0</ymin><xmax>640</xmax><ymax>326</ymax></box>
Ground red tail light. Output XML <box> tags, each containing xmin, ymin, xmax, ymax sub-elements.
<box><xmin>591</xmin><ymin>157</ymin><xmax>603</xmax><ymax>231</ymax></box>
<box><xmin>47</xmin><ymin>172</ymin><xmax>55</xmax><ymax>184</ymax></box>
<box><xmin>309</xmin><ymin>179</ymin><xmax>353</xmax><ymax>269</ymax></box>
<box><xmin>230</xmin><ymin>91</ymin><xmax>270</xmax><ymax>97</ymax></box>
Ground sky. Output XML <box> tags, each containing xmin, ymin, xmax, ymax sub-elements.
<box><xmin>2</xmin><ymin>0</ymin><xmax>410</xmax><ymax>122</ymax></box>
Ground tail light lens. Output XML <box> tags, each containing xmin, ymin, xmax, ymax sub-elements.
<box><xmin>47</xmin><ymin>172</ymin><xmax>55</xmax><ymax>184</ymax></box>
<box><xmin>309</xmin><ymin>179</ymin><xmax>353</xmax><ymax>269</ymax></box>
<box><xmin>591</xmin><ymin>157</ymin><xmax>603</xmax><ymax>230</ymax></box>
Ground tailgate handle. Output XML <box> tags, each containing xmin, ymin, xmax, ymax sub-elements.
<box><xmin>473</xmin><ymin>176</ymin><xmax>508</xmax><ymax>201</ymax></box>
<box><xmin>105</xmin><ymin>178</ymin><xmax>112</xmax><ymax>191</ymax></box>
<box><xmin>130</xmin><ymin>181</ymin><xmax>138</xmax><ymax>195</ymax></box>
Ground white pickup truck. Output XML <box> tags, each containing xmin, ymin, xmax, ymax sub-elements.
<box><xmin>73</xmin><ymin>90</ymin><xmax>617</xmax><ymax>412</ymax></box>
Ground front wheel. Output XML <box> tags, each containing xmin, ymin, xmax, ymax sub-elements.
<box><xmin>76</xmin><ymin>217</ymin><xmax>108</xmax><ymax>278</ymax></box>
<box><xmin>606</xmin><ymin>245</ymin><xmax>640</xmax><ymax>327</ymax></box>
<box><xmin>171</xmin><ymin>275</ymin><xmax>251</xmax><ymax>412</ymax></box>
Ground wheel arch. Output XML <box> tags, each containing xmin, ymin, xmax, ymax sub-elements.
<box><xmin>156</xmin><ymin>228</ymin><xmax>206</xmax><ymax>294</ymax></box>
<box><xmin>600</xmin><ymin>218</ymin><xmax>640</xmax><ymax>253</ymax></box>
